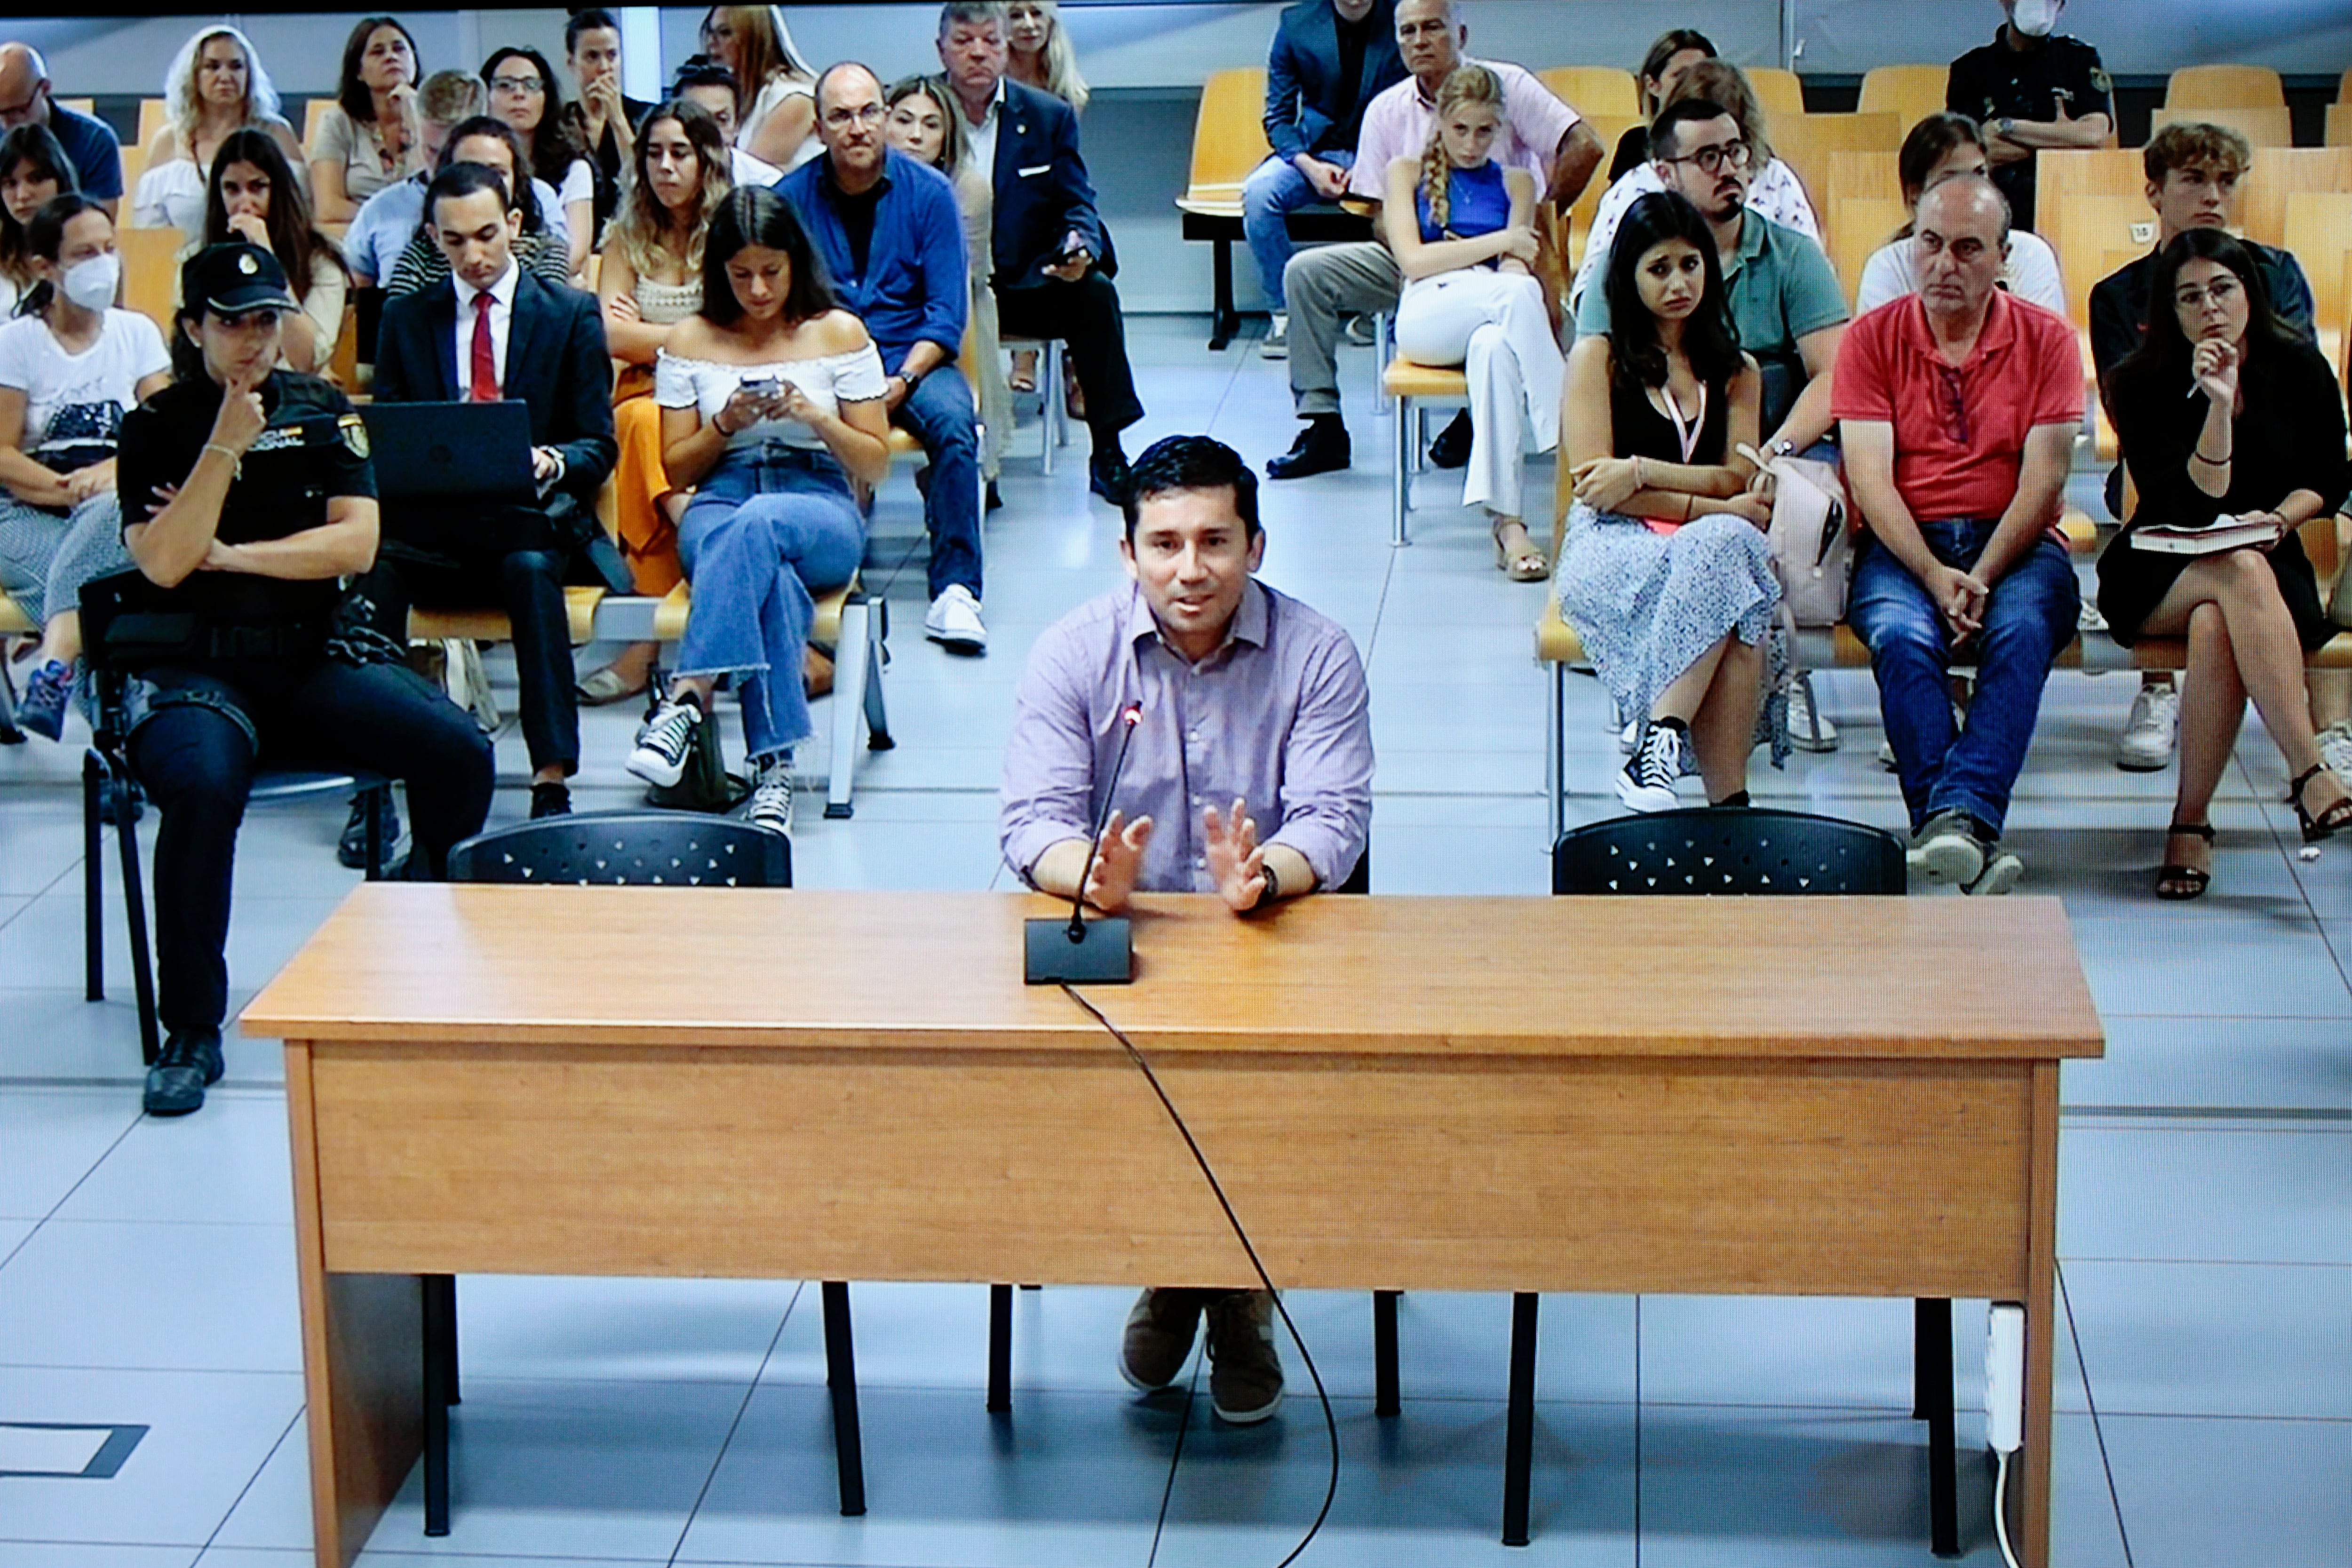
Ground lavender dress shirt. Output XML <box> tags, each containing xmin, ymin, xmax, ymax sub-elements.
<box><xmin>1000</xmin><ymin>579</ymin><xmax>1373</xmax><ymax>894</ymax></box>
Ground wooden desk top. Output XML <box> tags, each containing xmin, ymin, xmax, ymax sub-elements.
<box><xmin>243</xmin><ymin>885</ymin><xmax>2101</xmax><ymax>1061</ymax></box>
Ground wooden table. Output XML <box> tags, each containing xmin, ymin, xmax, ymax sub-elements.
<box><xmin>243</xmin><ymin>885</ymin><xmax>2102</xmax><ymax>1568</ymax></box>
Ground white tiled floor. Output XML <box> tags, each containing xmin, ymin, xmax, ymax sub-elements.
<box><xmin>3</xmin><ymin>316</ymin><xmax>2348</xmax><ymax>1563</ymax></box>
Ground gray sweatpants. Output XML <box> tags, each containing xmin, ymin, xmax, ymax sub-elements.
<box><xmin>1280</xmin><ymin>240</ymin><xmax>1403</xmax><ymax>418</ymax></box>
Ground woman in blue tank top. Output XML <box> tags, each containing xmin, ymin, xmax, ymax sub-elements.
<box><xmin>1383</xmin><ymin>64</ymin><xmax>1561</xmax><ymax>581</ymax></box>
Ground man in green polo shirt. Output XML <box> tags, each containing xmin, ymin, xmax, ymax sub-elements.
<box><xmin>1576</xmin><ymin>97</ymin><xmax>1848</xmax><ymax>462</ymax></box>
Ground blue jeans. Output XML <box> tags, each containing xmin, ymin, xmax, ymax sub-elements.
<box><xmin>1847</xmin><ymin>519</ymin><xmax>2079</xmax><ymax>836</ymax></box>
<box><xmin>677</xmin><ymin>443</ymin><xmax>865</xmax><ymax>760</ymax></box>
<box><xmin>889</xmin><ymin>358</ymin><xmax>982</xmax><ymax>600</ymax></box>
<box><xmin>1242</xmin><ymin>149</ymin><xmax>1352</xmax><ymax>309</ymax></box>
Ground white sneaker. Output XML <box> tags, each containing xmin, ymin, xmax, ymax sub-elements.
<box><xmin>2319</xmin><ymin>721</ymin><xmax>2352</xmax><ymax>783</ymax></box>
<box><xmin>1787</xmin><ymin>674</ymin><xmax>1839</xmax><ymax>752</ymax></box>
<box><xmin>925</xmin><ymin>584</ymin><xmax>986</xmax><ymax>654</ymax></box>
<box><xmin>626</xmin><ymin>695</ymin><xmax>702</xmax><ymax>788</ymax></box>
<box><xmin>742</xmin><ymin>754</ymin><xmax>793</xmax><ymax>835</ymax></box>
<box><xmin>1964</xmin><ymin>845</ymin><xmax>2025</xmax><ymax>896</ymax></box>
<box><xmin>1616</xmin><ymin>722</ymin><xmax>1684</xmax><ymax>812</ymax></box>
<box><xmin>1907</xmin><ymin>809</ymin><xmax>1985</xmax><ymax>886</ymax></box>
<box><xmin>2115</xmin><ymin>681</ymin><xmax>2179</xmax><ymax>772</ymax></box>
<box><xmin>1260</xmin><ymin>313</ymin><xmax>1288</xmax><ymax>359</ymax></box>
<box><xmin>1618</xmin><ymin>716</ymin><xmax>1639</xmax><ymax>754</ymax></box>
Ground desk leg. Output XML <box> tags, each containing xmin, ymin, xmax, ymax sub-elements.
<box><xmin>2018</xmin><ymin>1062</ymin><xmax>2061</xmax><ymax>1568</ymax></box>
<box><xmin>1916</xmin><ymin>1298</ymin><xmax>1958</xmax><ymax>1557</ymax></box>
<box><xmin>1373</xmin><ymin>1291</ymin><xmax>1400</xmax><ymax>1418</ymax></box>
<box><xmin>1208</xmin><ymin>240</ymin><xmax>1238</xmax><ymax>351</ymax></box>
<box><xmin>822</xmin><ymin>1281</ymin><xmax>867</xmax><ymax>1517</ymax></box>
<box><xmin>1502</xmin><ymin>1292</ymin><xmax>1538</xmax><ymax>1547</ymax></box>
<box><xmin>286</xmin><ymin>1044</ymin><xmax>424</xmax><ymax>1568</ymax></box>
<box><xmin>422</xmin><ymin>1276</ymin><xmax>456</xmax><ymax>1536</ymax></box>
<box><xmin>987</xmin><ymin>1284</ymin><xmax>1013</xmax><ymax>1414</ymax></box>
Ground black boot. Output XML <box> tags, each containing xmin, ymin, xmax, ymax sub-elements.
<box><xmin>1089</xmin><ymin>447</ymin><xmax>1134</xmax><ymax>506</ymax></box>
<box><xmin>1265</xmin><ymin>416</ymin><xmax>1350</xmax><ymax>480</ymax></box>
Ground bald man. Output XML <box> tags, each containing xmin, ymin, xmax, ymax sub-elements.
<box><xmin>1835</xmin><ymin>175</ymin><xmax>2083</xmax><ymax>895</ymax></box>
<box><xmin>0</xmin><ymin>43</ymin><xmax>122</xmax><ymax>215</ymax></box>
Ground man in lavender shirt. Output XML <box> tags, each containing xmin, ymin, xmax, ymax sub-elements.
<box><xmin>999</xmin><ymin>434</ymin><xmax>1372</xmax><ymax>1425</ymax></box>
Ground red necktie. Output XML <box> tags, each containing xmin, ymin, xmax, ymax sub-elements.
<box><xmin>469</xmin><ymin>291</ymin><xmax>499</xmax><ymax>402</ymax></box>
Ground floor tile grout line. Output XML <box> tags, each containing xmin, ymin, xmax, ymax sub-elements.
<box><xmin>193</xmin><ymin>1402</ymin><xmax>305</xmax><ymax>1561</ymax></box>
<box><xmin>665</xmin><ymin>1278</ymin><xmax>803</xmax><ymax>1568</ymax></box>
<box><xmin>0</xmin><ymin>1095</ymin><xmax>148</xmax><ymax>1273</ymax></box>
<box><xmin>2059</xmin><ymin>1262</ymin><xmax>2135</xmax><ymax>1568</ymax></box>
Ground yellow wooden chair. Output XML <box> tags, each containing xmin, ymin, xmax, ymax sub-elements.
<box><xmin>1829</xmin><ymin>197</ymin><xmax>1910</xmax><ymax>302</ymax></box>
<box><xmin>2283</xmin><ymin>192</ymin><xmax>2352</xmax><ymax>354</ymax></box>
<box><xmin>2328</xmin><ymin>103</ymin><xmax>2352</xmax><ymax>148</ymax></box>
<box><xmin>1856</xmin><ymin>64</ymin><xmax>1951</xmax><ymax>136</ymax></box>
<box><xmin>1770</xmin><ymin>112</ymin><xmax>1901</xmax><ymax>224</ymax></box>
<box><xmin>1537</xmin><ymin>66</ymin><xmax>1638</xmax><ymax>120</ymax></box>
<box><xmin>1745</xmin><ymin>67</ymin><xmax>1805</xmax><ymax>123</ymax></box>
<box><xmin>119</xmin><ymin>225</ymin><xmax>184</xmax><ymax>338</ymax></box>
<box><xmin>136</xmin><ymin>98</ymin><xmax>169</xmax><ymax>151</ymax></box>
<box><xmin>2237</xmin><ymin>147</ymin><xmax>2352</xmax><ymax>251</ymax></box>
<box><xmin>2164</xmin><ymin>64</ymin><xmax>2286</xmax><ymax>109</ymax></box>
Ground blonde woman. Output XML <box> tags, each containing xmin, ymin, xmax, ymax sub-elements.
<box><xmin>582</xmin><ymin>99</ymin><xmax>734</xmax><ymax>704</ymax></box>
<box><xmin>699</xmin><ymin>6</ymin><xmax>819</xmax><ymax>172</ymax></box>
<box><xmin>133</xmin><ymin>26</ymin><xmax>305</xmax><ymax>241</ymax></box>
<box><xmin>1006</xmin><ymin>1</ymin><xmax>1089</xmax><ymax>115</ymax></box>
<box><xmin>885</xmin><ymin>73</ymin><xmax>1005</xmax><ymax>499</ymax></box>
<box><xmin>1385</xmin><ymin>65</ymin><xmax>1559</xmax><ymax>580</ymax></box>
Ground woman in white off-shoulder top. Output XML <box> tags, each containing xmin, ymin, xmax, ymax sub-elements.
<box><xmin>627</xmin><ymin>188</ymin><xmax>890</xmax><ymax>833</ymax></box>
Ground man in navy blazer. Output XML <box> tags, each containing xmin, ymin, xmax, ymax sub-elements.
<box><xmin>368</xmin><ymin>162</ymin><xmax>618</xmax><ymax>819</ymax></box>
<box><xmin>1248</xmin><ymin>0</ymin><xmax>1405</xmax><ymax>357</ymax></box>
<box><xmin>938</xmin><ymin>1</ymin><xmax>1143</xmax><ymax>505</ymax></box>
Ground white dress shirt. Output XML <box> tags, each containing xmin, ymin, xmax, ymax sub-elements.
<box><xmin>961</xmin><ymin>78</ymin><xmax>1006</xmax><ymax>183</ymax></box>
<box><xmin>452</xmin><ymin>258</ymin><xmax>520</xmax><ymax>400</ymax></box>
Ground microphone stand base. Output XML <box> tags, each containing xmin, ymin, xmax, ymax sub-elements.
<box><xmin>1024</xmin><ymin>916</ymin><xmax>1134</xmax><ymax>985</ymax></box>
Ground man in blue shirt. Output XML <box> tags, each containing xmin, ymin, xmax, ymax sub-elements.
<box><xmin>780</xmin><ymin>62</ymin><xmax>986</xmax><ymax>653</ymax></box>
<box><xmin>0</xmin><ymin>43</ymin><xmax>124</xmax><ymax>215</ymax></box>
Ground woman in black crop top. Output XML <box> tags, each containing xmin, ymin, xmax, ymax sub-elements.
<box><xmin>1555</xmin><ymin>191</ymin><xmax>1783</xmax><ymax>814</ymax></box>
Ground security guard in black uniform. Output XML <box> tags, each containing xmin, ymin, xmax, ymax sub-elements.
<box><xmin>1946</xmin><ymin>0</ymin><xmax>2114</xmax><ymax>231</ymax></box>
<box><xmin>105</xmin><ymin>243</ymin><xmax>493</xmax><ymax>1117</ymax></box>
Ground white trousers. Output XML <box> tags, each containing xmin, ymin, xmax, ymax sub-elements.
<box><xmin>1393</xmin><ymin>268</ymin><xmax>1563</xmax><ymax>520</ymax></box>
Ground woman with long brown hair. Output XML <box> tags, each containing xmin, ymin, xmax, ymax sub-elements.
<box><xmin>699</xmin><ymin>6</ymin><xmax>819</xmax><ymax>172</ymax></box>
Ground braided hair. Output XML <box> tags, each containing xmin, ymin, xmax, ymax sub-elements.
<box><xmin>1416</xmin><ymin>64</ymin><xmax>1503</xmax><ymax>237</ymax></box>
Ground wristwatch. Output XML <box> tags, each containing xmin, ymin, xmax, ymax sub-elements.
<box><xmin>897</xmin><ymin>365</ymin><xmax>924</xmax><ymax>391</ymax></box>
<box><xmin>1994</xmin><ymin>116</ymin><xmax>2017</xmax><ymax>139</ymax></box>
<box><xmin>1767</xmin><ymin>438</ymin><xmax>1798</xmax><ymax>461</ymax></box>
<box><xmin>1256</xmin><ymin>859</ymin><xmax>1282</xmax><ymax>906</ymax></box>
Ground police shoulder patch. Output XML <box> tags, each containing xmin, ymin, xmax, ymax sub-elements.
<box><xmin>339</xmin><ymin>413</ymin><xmax>370</xmax><ymax>460</ymax></box>
<box><xmin>2089</xmin><ymin>67</ymin><xmax>2113</xmax><ymax>95</ymax></box>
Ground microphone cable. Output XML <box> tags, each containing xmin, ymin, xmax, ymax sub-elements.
<box><xmin>1061</xmin><ymin>982</ymin><xmax>1339</xmax><ymax>1568</ymax></box>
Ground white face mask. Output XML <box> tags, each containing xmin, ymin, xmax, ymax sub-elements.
<box><xmin>60</xmin><ymin>252</ymin><xmax>119</xmax><ymax>311</ymax></box>
<box><xmin>2010</xmin><ymin>0</ymin><xmax>2059</xmax><ymax>37</ymax></box>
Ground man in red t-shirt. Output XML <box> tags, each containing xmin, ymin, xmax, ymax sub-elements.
<box><xmin>1834</xmin><ymin>174</ymin><xmax>2082</xmax><ymax>896</ymax></box>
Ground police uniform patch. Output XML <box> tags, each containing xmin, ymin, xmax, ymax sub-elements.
<box><xmin>339</xmin><ymin>413</ymin><xmax>370</xmax><ymax>460</ymax></box>
<box><xmin>238</xmin><ymin>252</ymin><xmax>258</xmax><ymax>275</ymax></box>
<box><xmin>2090</xmin><ymin>68</ymin><xmax>2113</xmax><ymax>96</ymax></box>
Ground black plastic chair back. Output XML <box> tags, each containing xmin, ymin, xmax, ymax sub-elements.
<box><xmin>1333</xmin><ymin>839</ymin><xmax>1370</xmax><ymax>896</ymax></box>
<box><xmin>447</xmin><ymin>809</ymin><xmax>791</xmax><ymax>886</ymax></box>
<box><xmin>1552</xmin><ymin>807</ymin><xmax>1903</xmax><ymax>897</ymax></box>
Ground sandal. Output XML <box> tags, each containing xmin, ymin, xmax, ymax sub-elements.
<box><xmin>576</xmin><ymin>664</ymin><xmax>647</xmax><ymax>706</ymax></box>
<box><xmin>1492</xmin><ymin>518</ymin><xmax>1547</xmax><ymax>582</ymax></box>
<box><xmin>2155</xmin><ymin>821</ymin><xmax>2213</xmax><ymax>901</ymax></box>
<box><xmin>2288</xmin><ymin>764</ymin><xmax>2352</xmax><ymax>844</ymax></box>
<box><xmin>1009</xmin><ymin>349</ymin><xmax>1038</xmax><ymax>395</ymax></box>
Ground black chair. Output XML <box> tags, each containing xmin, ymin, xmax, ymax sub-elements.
<box><xmin>1543</xmin><ymin>807</ymin><xmax>1959</xmax><ymax>1557</ymax></box>
<box><xmin>978</xmin><ymin>845</ymin><xmax>1394</xmax><ymax>1418</ymax></box>
<box><xmin>77</xmin><ymin>624</ymin><xmax>394</xmax><ymax>1068</ymax></box>
<box><xmin>433</xmin><ymin>810</ymin><xmax>851</xmax><ymax>1534</ymax></box>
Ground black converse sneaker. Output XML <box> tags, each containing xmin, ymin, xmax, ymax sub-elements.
<box><xmin>627</xmin><ymin>692</ymin><xmax>703</xmax><ymax>788</ymax></box>
<box><xmin>1617</xmin><ymin>720</ymin><xmax>1684</xmax><ymax>813</ymax></box>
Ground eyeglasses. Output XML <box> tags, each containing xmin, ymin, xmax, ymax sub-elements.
<box><xmin>2173</xmin><ymin>278</ymin><xmax>2241</xmax><ymax>312</ymax></box>
<box><xmin>491</xmin><ymin>75</ymin><xmax>545</xmax><ymax>95</ymax></box>
<box><xmin>1665</xmin><ymin>139</ymin><xmax>1752</xmax><ymax>176</ymax></box>
<box><xmin>822</xmin><ymin>103</ymin><xmax>887</xmax><ymax>129</ymax></box>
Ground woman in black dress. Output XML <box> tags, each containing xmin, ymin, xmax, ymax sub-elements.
<box><xmin>2101</xmin><ymin>228</ymin><xmax>2352</xmax><ymax>896</ymax></box>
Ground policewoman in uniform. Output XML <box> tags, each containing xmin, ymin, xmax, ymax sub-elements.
<box><xmin>1946</xmin><ymin>0</ymin><xmax>2113</xmax><ymax>231</ymax></box>
<box><xmin>111</xmin><ymin>242</ymin><xmax>493</xmax><ymax>1117</ymax></box>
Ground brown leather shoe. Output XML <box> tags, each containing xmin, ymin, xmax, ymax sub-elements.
<box><xmin>1204</xmin><ymin>1289</ymin><xmax>1283</xmax><ymax>1423</ymax></box>
<box><xmin>1120</xmin><ymin>1287</ymin><xmax>1205</xmax><ymax>1392</ymax></box>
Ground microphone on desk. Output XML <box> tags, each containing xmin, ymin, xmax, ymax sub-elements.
<box><xmin>1025</xmin><ymin>701</ymin><xmax>1143</xmax><ymax>985</ymax></box>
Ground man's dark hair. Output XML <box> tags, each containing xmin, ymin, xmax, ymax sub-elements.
<box><xmin>670</xmin><ymin>56</ymin><xmax>740</xmax><ymax>97</ymax></box>
<box><xmin>701</xmin><ymin>187</ymin><xmax>836</xmax><ymax>326</ymax></box>
<box><xmin>1650</xmin><ymin>97</ymin><xmax>1736</xmax><ymax>162</ymax></box>
<box><xmin>426</xmin><ymin>160</ymin><xmax>513</xmax><ymax>226</ymax></box>
<box><xmin>565</xmin><ymin>8</ymin><xmax>622</xmax><ymax>54</ymax></box>
<box><xmin>1120</xmin><ymin>435</ymin><xmax>1262</xmax><ymax>542</ymax></box>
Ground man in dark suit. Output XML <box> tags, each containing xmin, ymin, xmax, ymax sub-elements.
<box><xmin>938</xmin><ymin>1</ymin><xmax>1143</xmax><ymax>505</ymax></box>
<box><xmin>369</xmin><ymin>162</ymin><xmax>617</xmax><ymax>820</ymax></box>
<box><xmin>1248</xmin><ymin>0</ymin><xmax>1404</xmax><ymax>358</ymax></box>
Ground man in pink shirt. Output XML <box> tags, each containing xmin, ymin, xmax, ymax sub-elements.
<box><xmin>1265</xmin><ymin>0</ymin><xmax>1600</xmax><ymax>480</ymax></box>
<box><xmin>1835</xmin><ymin>175</ymin><xmax>2082</xmax><ymax>895</ymax></box>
